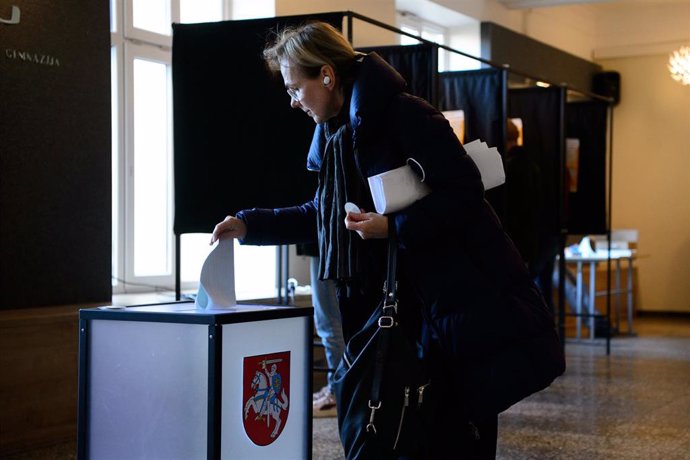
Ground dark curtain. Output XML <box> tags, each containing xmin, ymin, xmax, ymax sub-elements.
<box><xmin>172</xmin><ymin>13</ymin><xmax>344</xmax><ymax>235</ymax></box>
<box><xmin>357</xmin><ymin>44</ymin><xmax>438</xmax><ymax>105</ymax></box>
<box><xmin>565</xmin><ymin>101</ymin><xmax>608</xmax><ymax>235</ymax></box>
<box><xmin>508</xmin><ymin>87</ymin><xmax>562</xmax><ymax>239</ymax></box>
<box><xmin>439</xmin><ymin>68</ymin><xmax>507</xmax><ymax>219</ymax></box>
<box><xmin>439</xmin><ymin>69</ymin><xmax>505</xmax><ymax>150</ymax></box>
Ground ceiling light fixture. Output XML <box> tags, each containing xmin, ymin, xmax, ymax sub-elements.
<box><xmin>668</xmin><ymin>46</ymin><xmax>690</xmax><ymax>86</ymax></box>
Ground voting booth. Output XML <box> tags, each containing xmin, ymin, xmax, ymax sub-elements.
<box><xmin>77</xmin><ymin>302</ymin><xmax>313</xmax><ymax>459</ymax></box>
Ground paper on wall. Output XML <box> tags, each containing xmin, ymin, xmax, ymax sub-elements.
<box><xmin>195</xmin><ymin>237</ymin><xmax>236</xmax><ymax>309</ymax></box>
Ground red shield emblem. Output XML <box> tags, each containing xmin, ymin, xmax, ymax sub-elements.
<box><xmin>242</xmin><ymin>351</ymin><xmax>291</xmax><ymax>446</ymax></box>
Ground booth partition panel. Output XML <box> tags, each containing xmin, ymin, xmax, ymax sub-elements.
<box><xmin>357</xmin><ymin>43</ymin><xmax>439</xmax><ymax>105</ymax></box>
<box><xmin>564</xmin><ymin>101</ymin><xmax>608</xmax><ymax>235</ymax></box>
<box><xmin>172</xmin><ymin>13</ymin><xmax>344</xmax><ymax>235</ymax></box>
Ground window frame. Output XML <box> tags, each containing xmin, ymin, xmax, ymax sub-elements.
<box><xmin>397</xmin><ymin>12</ymin><xmax>450</xmax><ymax>72</ymax></box>
<box><xmin>111</xmin><ymin>0</ymin><xmax>282</xmax><ymax>297</ymax></box>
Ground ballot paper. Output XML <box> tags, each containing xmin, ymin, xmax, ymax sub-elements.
<box><xmin>462</xmin><ymin>139</ymin><xmax>506</xmax><ymax>190</ymax></box>
<box><xmin>367</xmin><ymin>140</ymin><xmax>505</xmax><ymax>214</ymax></box>
<box><xmin>195</xmin><ymin>238</ymin><xmax>236</xmax><ymax>309</ymax></box>
<box><xmin>367</xmin><ymin>164</ymin><xmax>431</xmax><ymax>214</ymax></box>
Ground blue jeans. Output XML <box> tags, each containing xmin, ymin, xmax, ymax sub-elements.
<box><xmin>310</xmin><ymin>256</ymin><xmax>345</xmax><ymax>392</ymax></box>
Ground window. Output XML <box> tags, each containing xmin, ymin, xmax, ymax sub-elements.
<box><xmin>397</xmin><ymin>13</ymin><xmax>449</xmax><ymax>72</ymax></box>
<box><xmin>111</xmin><ymin>0</ymin><xmax>278</xmax><ymax>299</ymax></box>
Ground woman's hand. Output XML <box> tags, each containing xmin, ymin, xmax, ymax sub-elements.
<box><xmin>210</xmin><ymin>215</ymin><xmax>247</xmax><ymax>245</ymax></box>
<box><xmin>344</xmin><ymin>210</ymin><xmax>388</xmax><ymax>239</ymax></box>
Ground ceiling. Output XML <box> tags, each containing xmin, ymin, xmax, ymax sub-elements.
<box><xmin>396</xmin><ymin>0</ymin><xmax>690</xmax><ymax>28</ymax></box>
<box><xmin>396</xmin><ymin>0</ymin><xmax>477</xmax><ymax>27</ymax></box>
<box><xmin>497</xmin><ymin>0</ymin><xmax>690</xmax><ymax>7</ymax></box>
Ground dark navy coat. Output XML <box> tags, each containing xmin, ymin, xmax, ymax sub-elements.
<box><xmin>239</xmin><ymin>53</ymin><xmax>564</xmax><ymax>419</ymax></box>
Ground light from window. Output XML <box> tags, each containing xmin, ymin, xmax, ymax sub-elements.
<box><xmin>112</xmin><ymin>46</ymin><xmax>120</xmax><ymax>286</ymax></box>
<box><xmin>133</xmin><ymin>0</ymin><xmax>171</xmax><ymax>36</ymax></box>
<box><xmin>111</xmin><ymin>0</ymin><xmax>118</xmax><ymax>33</ymax></box>
<box><xmin>132</xmin><ymin>58</ymin><xmax>171</xmax><ymax>276</ymax></box>
<box><xmin>232</xmin><ymin>0</ymin><xmax>275</xmax><ymax>20</ymax></box>
<box><xmin>234</xmin><ymin>242</ymin><xmax>278</xmax><ymax>300</ymax></box>
<box><xmin>180</xmin><ymin>235</ymin><xmax>277</xmax><ymax>301</ymax></box>
<box><xmin>181</xmin><ymin>233</ymin><xmax>214</xmax><ymax>283</ymax></box>
<box><xmin>399</xmin><ymin>23</ymin><xmax>448</xmax><ymax>72</ymax></box>
<box><xmin>180</xmin><ymin>0</ymin><xmax>223</xmax><ymax>24</ymax></box>
<box><xmin>400</xmin><ymin>26</ymin><xmax>420</xmax><ymax>46</ymax></box>
<box><xmin>422</xmin><ymin>30</ymin><xmax>443</xmax><ymax>46</ymax></box>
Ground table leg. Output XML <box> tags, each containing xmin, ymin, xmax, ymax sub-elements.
<box><xmin>615</xmin><ymin>259</ymin><xmax>622</xmax><ymax>334</ymax></box>
<box><xmin>627</xmin><ymin>257</ymin><xmax>635</xmax><ymax>335</ymax></box>
<box><xmin>589</xmin><ymin>261</ymin><xmax>596</xmax><ymax>340</ymax></box>
<box><xmin>576</xmin><ymin>261</ymin><xmax>583</xmax><ymax>340</ymax></box>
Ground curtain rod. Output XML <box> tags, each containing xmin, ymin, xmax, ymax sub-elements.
<box><xmin>344</xmin><ymin>10</ymin><xmax>614</xmax><ymax>104</ymax></box>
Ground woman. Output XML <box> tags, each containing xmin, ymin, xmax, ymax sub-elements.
<box><xmin>211</xmin><ymin>21</ymin><xmax>563</xmax><ymax>459</ymax></box>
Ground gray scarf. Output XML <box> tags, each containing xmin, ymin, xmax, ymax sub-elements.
<box><xmin>317</xmin><ymin>118</ymin><xmax>362</xmax><ymax>281</ymax></box>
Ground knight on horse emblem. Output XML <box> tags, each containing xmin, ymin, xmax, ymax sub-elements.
<box><xmin>242</xmin><ymin>351</ymin><xmax>290</xmax><ymax>445</ymax></box>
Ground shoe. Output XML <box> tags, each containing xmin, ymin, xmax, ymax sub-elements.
<box><xmin>313</xmin><ymin>390</ymin><xmax>337</xmax><ymax>418</ymax></box>
<box><xmin>313</xmin><ymin>385</ymin><xmax>331</xmax><ymax>401</ymax></box>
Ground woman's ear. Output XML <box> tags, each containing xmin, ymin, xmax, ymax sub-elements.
<box><xmin>321</xmin><ymin>65</ymin><xmax>335</xmax><ymax>88</ymax></box>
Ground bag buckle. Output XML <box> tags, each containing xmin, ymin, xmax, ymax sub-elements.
<box><xmin>378</xmin><ymin>315</ymin><xmax>396</xmax><ymax>328</ymax></box>
<box><xmin>383</xmin><ymin>299</ymin><xmax>398</xmax><ymax>314</ymax></box>
<box><xmin>366</xmin><ymin>400</ymin><xmax>381</xmax><ymax>434</ymax></box>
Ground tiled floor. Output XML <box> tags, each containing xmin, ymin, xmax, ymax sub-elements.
<box><xmin>5</xmin><ymin>316</ymin><xmax>689</xmax><ymax>459</ymax></box>
<box><xmin>313</xmin><ymin>315</ymin><xmax>690</xmax><ymax>460</ymax></box>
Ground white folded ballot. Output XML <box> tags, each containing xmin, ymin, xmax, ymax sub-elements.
<box><xmin>462</xmin><ymin>139</ymin><xmax>506</xmax><ymax>191</ymax></box>
<box><xmin>367</xmin><ymin>162</ymin><xmax>431</xmax><ymax>214</ymax></box>
<box><xmin>195</xmin><ymin>238</ymin><xmax>237</xmax><ymax>309</ymax></box>
<box><xmin>367</xmin><ymin>140</ymin><xmax>505</xmax><ymax>215</ymax></box>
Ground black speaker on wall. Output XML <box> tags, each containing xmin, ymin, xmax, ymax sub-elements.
<box><xmin>592</xmin><ymin>71</ymin><xmax>621</xmax><ymax>105</ymax></box>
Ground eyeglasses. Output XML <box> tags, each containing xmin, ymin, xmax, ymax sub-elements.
<box><xmin>286</xmin><ymin>86</ymin><xmax>302</xmax><ymax>101</ymax></box>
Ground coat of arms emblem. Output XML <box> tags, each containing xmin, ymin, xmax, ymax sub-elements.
<box><xmin>242</xmin><ymin>351</ymin><xmax>290</xmax><ymax>445</ymax></box>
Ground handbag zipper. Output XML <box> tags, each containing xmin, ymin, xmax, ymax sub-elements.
<box><xmin>417</xmin><ymin>381</ymin><xmax>431</xmax><ymax>408</ymax></box>
<box><xmin>392</xmin><ymin>386</ymin><xmax>410</xmax><ymax>450</ymax></box>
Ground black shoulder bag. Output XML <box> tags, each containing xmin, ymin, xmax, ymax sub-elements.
<box><xmin>333</xmin><ymin>226</ymin><xmax>430</xmax><ymax>460</ymax></box>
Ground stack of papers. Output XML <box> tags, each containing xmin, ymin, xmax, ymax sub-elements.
<box><xmin>462</xmin><ymin>139</ymin><xmax>505</xmax><ymax>190</ymax></box>
<box><xmin>367</xmin><ymin>164</ymin><xmax>431</xmax><ymax>214</ymax></box>
<box><xmin>366</xmin><ymin>139</ymin><xmax>505</xmax><ymax>215</ymax></box>
<box><xmin>195</xmin><ymin>238</ymin><xmax>236</xmax><ymax>309</ymax></box>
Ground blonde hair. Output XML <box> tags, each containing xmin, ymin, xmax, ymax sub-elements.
<box><xmin>263</xmin><ymin>21</ymin><xmax>358</xmax><ymax>80</ymax></box>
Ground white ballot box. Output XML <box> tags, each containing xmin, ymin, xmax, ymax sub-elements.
<box><xmin>77</xmin><ymin>302</ymin><xmax>313</xmax><ymax>460</ymax></box>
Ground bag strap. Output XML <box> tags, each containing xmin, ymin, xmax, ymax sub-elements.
<box><xmin>366</xmin><ymin>223</ymin><xmax>398</xmax><ymax>436</ymax></box>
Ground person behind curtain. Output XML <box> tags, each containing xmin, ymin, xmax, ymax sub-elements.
<box><xmin>210</xmin><ymin>21</ymin><xmax>560</xmax><ymax>459</ymax></box>
<box><xmin>503</xmin><ymin>119</ymin><xmax>541</xmax><ymax>269</ymax></box>
<box><xmin>503</xmin><ymin>119</ymin><xmax>559</xmax><ymax>313</ymax></box>
<box><xmin>296</xmin><ymin>243</ymin><xmax>345</xmax><ymax>417</ymax></box>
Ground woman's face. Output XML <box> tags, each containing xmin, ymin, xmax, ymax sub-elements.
<box><xmin>280</xmin><ymin>60</ymin><xmax>342</xmax><ymax>124</ymax></box>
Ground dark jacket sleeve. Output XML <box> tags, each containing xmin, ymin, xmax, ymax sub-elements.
<box><xmin>236</xmin><ymin>196</ymin><xmax>318</xmax><ymax>246</ymax></box>
<box><xmin>391</xmin><ymin>96</ymin><xmax>486</xmax><ymax>251</ymax></box>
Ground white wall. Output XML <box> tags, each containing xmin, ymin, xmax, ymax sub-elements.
<box><xmin>435</xmin><ymin>0</ymin><xmax>596</xmax><ymax>60</ymax></box>
<box><xmin>594</xmin><ymin>2</ymin><xmax>690</xmax><ymax>59</ymax></box>
<box><xmin>448</xmin><ymin>23</ymin><xmax>482</xmax><ymax>70</ymax></box>
<box><xmin>275</xmin><ymin>0</ymin><xmax>399</xmax><ymax>47</ymax></box>
<box><xmin>596</xmin><ymin>54</ymin><xmax>690</xmax><ymax>312</ymax></box>
<box><xmin>593</xmin><ymin>2</ymin><xmax>690</xmax><ymax>312</ymax></box>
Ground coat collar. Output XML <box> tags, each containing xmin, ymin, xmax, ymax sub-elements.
<box><xmin>307</xmin><ymin>53</ymin><xmax>406</xmax><ymax>171</ymax></box>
